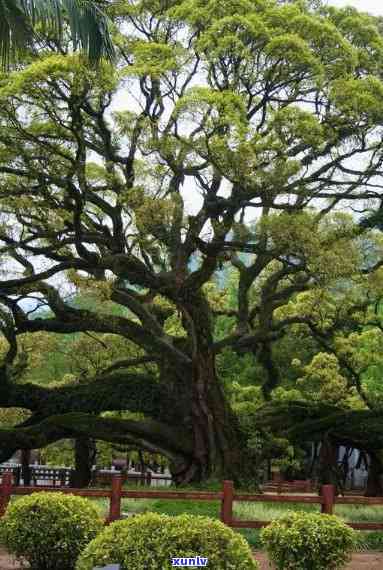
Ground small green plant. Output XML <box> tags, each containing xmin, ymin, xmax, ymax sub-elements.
<box><xmin>0</xmin><ymin>492</ymin><xmax>103</xmax><ymax>570</ymax></box>
<box><xmin>261</xmin><ymin>511</ymin><xmax>356</xmax><ymax>570</ymax></box>
<box><xmin>76</xmin><ymin>512</ymin><xmax>258</xmax><ymax>570</ymax></box>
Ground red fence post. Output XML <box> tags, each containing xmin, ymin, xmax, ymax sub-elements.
<box><xmin>321</xmin><ymin>484</ymin><xmax>335</xmax><ymax>515</ymax></box>
<box><xmin>108</xmin><ymin>474</ymin><xmax>123</xmax><ymax>524</ymax></box>
<box><xmin>221</xmin><ymin>480</ymin><xmax>234</xmax><ymax>526</ymax></box>
<box><xmin>0</xmin><ymin>472</ymin><xmax>13</xmax><ymax>517</ymax></box>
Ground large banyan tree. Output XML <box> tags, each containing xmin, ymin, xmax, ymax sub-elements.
<box><xmin>2</xmin><ymin>0</ymin><xmax>383</xmax><ymax>485</ymax></box>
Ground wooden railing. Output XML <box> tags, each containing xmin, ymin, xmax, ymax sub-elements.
<box><xmin>1</xmin><ymin>472</ymin><xmax>382</xmax><ymax>530</ymax></box>
<box><xmin>262</xmin><ymin>479</ymin><xmax>313</xmax><ymax>494</ymax></box>
<box><xmin>0</xmin><ymin>466</ymin><xmax>172</xmax><ymax>488</ymax></box>
<box><xmin>94</xmin><ymin>470</ymin><xmax>171</xmax><ymax>487</ymax></box>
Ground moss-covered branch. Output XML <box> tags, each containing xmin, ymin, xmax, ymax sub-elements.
<box><xmin>1</xmin><ymin>371</ymin><xmax>185</xmax><ymax>422</ymax></box>
<box><xmin>256</xmin><ymin>402</ymin><xmax>383</xmax><ymax>452</ymax></box>
<box><xmin>0</xmin><ymin>412</ymin><xmax>193</xmax><ymax>465</ymax></box>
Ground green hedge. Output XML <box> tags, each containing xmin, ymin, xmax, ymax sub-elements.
<box><xmin>76</xmin><ymin>512</ymin><xmax>259</xmax><ymax>570</ymax></box>
<box><xmin>0</xmin><ymin>492</ymin><xmax>103</xmax><ymax>570</ymax></box>
<box><xmin>261</xmin><ymin>511</ymin><xmax>356</xmax><ymax>570</ymax></box>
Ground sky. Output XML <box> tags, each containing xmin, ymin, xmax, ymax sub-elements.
<box><xmin>329</xmin><ymin>0</ymin><xmax>382</xmax><ymax>15</ymax></box>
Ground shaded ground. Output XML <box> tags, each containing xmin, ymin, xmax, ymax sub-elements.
<box><xmin>254</xmin><ymin>551</ymin><xmax>383</xmax><ymax>569</ymax></box>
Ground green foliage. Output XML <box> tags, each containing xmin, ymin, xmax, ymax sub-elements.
<box><xmin>120</xmin><ymin>497</ymin><xmax>220</xmax><ymax>519</ymax></box>
<box><xmin>124</xmin><ymin>40</ymin><xmax>186</xmax><ymax>77</ymax></box>
<box><xmin>331</xmin><ymin>76</ymin><xmax>383</xmax><ymax>123</ymax></box>
<box><xmin>0</xmin><ymin>407</ymin><xmax>30</xmax><ymax>427</ymax></box>
<box><xmin>94</xmin><ymin>496</ymin><xmax>383</xmax><ymax>552</ymax></box>
<box><xmin>296</xmin><ymin>353</ymin><xmax>349</xmax><ymax>406</ymax></box>
<box><xmin>76</xmin><ymin>512</ymin><xmax>258</xmax><ymax>570</ymax></box>
<box><xmin>357</xmin><ymin>531</ymin><xmax>383</xmax><ymax>551</ymax></box>
<box><xmin>40</xmin><ymin>439</ymin><xmax>75</xmax><ymax>466</ymax></box>
<box><xmin>0</xmin><ymin>492</ymin><xmax>103</xmax><ymax>570</ymax></box>
<box><xmin>273</xmin><ymin>444</ymin><xmax>306</xmax><ymax>480</ymax></box>
<box><xmin>261</xmin><ymin>512</ymin><xmax>356</xmax><ymax>570</ymax></box>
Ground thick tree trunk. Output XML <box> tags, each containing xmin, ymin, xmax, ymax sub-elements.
<box><xmin>318</xmin><ymin>439</ymin><xmax>339</xmax><ymax>488</ymax></box>
<box><xmin>365</xmin><ymin>452</ymin><xmax>383</xmax><ymax>497</ymax></box>
<box><xmin>173</xmin><ymin>296</ymin><xmax>245</xmax><ymax>485</ymax></box>
<box><xmin>171</xmin><ymin>374</ymin><xmax>244</xmax><ymax>485</ymax></box>
<box><xmin>182</xmin><ymin>357</ymin><xmax>239</xmax><ymax>483</ymax></box>
<box><xmin>70</xmin><ymin>437</ymin><xmax>96</xmax><ymax>488</ymax></box>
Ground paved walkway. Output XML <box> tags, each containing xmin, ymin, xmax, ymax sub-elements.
<box><xmin>254</xmin><ymin>551</ymin><xmax>383</xmax><ymax>569</ymax></box>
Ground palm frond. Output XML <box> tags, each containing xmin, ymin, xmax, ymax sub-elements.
<box><xmin>23</xmin><ymin>0</ymin><xmax>115</xmax><ymax>63</ymax></box>
<box><xmin>0</xmin><ymin>0</ymin><xmax>32</xmax><ymax>69</ymax></box>
<box><xmin>1</xmin><ymin>0</ymin><xmax>115</xmax><ymax>69</ymax></box>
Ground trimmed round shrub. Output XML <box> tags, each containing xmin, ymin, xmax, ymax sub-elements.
<box><xmin>0</xmin><ymin>492</ymin><xmax>103</xmax><ymax>570</ymax></box>
<box><xmin>260</xmin><ymin>511</ymin><xmax>356</xmax><ymax>570</ymax></box>
<box><xmin>76</xmin><ymin>512</ymin><xmax>259</xmax><ymax>570</ymax></box>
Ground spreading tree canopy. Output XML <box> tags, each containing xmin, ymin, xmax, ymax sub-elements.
<box><xmin>1</xmin><ymin>0</ymin><xmax>383</xmax><ymax>484</ymax></box>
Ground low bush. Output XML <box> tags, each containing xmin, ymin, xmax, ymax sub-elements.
<box><xmin>76</xmin><ymin>512</ymin><xmax>258</xmax><ymax>570</ymax></box>
<box><xmin>0</xmin><ymin>492</ymin><xmax>103</xmax><ymax>570</ymax></box>
<box><xmin>261</xmin><ymin>511</ymin><xmax>356</xmax><ymax>570</ymax></box>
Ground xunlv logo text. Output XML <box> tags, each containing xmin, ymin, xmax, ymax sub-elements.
<box><xmin>171</xmin><ymin>556</ymin><xmax>208</xmax><ymax>566</ymax></box>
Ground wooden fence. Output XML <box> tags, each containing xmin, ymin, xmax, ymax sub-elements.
<box><xmin>94</xmin><ymin>471</ymin><xmax>171</xmax><ymax>487</ymax></box>
<box><xmin>262</xmin><ymin>479</ymin><xmax>313</xmax><ymax>494</ymax></box>
<box><xmin>1</xmin><ymin>472</ymin><xmax>382</xmax><ymax>531</ymax></box>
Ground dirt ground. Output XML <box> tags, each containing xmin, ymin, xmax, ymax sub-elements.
<box><xmin>0</xmin><ymin>550</ymin><xmax>20</xmax><ymax>570</ymax></box>
<box><xmin>1</xmin><ymin>548</ymin><xmax>383</xmax><ymax>569</ymax></box>
<box><xmin>253</xmin><ymin>550</ymin><xmax>383</xmax><ymax>569</ymax></box>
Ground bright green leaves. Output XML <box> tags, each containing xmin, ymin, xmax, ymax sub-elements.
<box><xmin>265</xmin><ymin>33</ymin><xmax>323</xmax><ymax>81</ymax></box>
<box><xmin>174</xmin><ymin>87</ymin><xmax>248</xmax><ymax>177</ymax></box>
<box><xmin>122</xmin><ymin>40</ymin><xmax>186</xmax><ymax>78</ymax></box>
<box><xmin>336</xmin><ymin>329</ymin><xmax>383</xmax><ymax>375</ymax></box>
<box><xmin>175</xmin><ymin>86</ymin><xmax>247</xmax><ymax>131</ymax></box>
<box><xmin>323</xmin><ymin>8</ymin><xmax>383</xmax><ymax>123</ymax></box>
<box><xmin>286</xmin><ymin>13</ymin><xmax>357</xmax><ymax>79</ymax></box>
<box><xmin>296</xmin><ymin>352</ymin><xmax>350</xmax><ymax>406</ymax></box>
<box><xmin>0</xmin><ymin>54</ymin><xmax>80</xmax><ymax>98</ymax></box>
<box><xmin>170</xmin><ymin>0</ymin><xmax>263</xmax><ymax>28</ymax></box>
<box><xmin>335</xmin><ymin>329</ymin><xmax>383</xmax><ymax>408</ymax></box>
<box><xmin>261</xmin><ymin>511</ymin><xmax>356</xmax><ymax>570</ymax></box>
<box><xmin>260</xmin><ymin>6</ymin><xmax>356</xmax><ymax>83</ymax></box>
<box><xmin>196</xmin><ymin>14</ymin><xmax>269</xmax><ymax>83</ymax></box>
<box><xmin>291</xmin><ymin>326</ymin><xmax>383</xmax><ymax>410</ymax></box>
<box><xmin>113</xmin><ymin>0</ymin><xmax>180</xmax><ymax>18</ymax></box>
<box><xmin>186</xmin><ymin>0</ymin><xmax>359</xmax><ymax>97</ymax></box>
<box><xmin>0</xmin><ymin>52</ymin><xmax>117</xmax><ymax>100</ymax></box>
<box><xmin>329</xmin><ymin>7</ymin><xmax>383</xmax><ymax>75</ymax></box>
<box><xmin>271</xmin><ymin>107</ymin><xmax>325</xmax><ymax>149</ymax></box>
<box><xmin>275</xmin><ymin>290</ymin><xmax>337</xmax><ymax>331</ymax></box>
<box><xmin>260</xmin><ymin>212</ymin><xmax>360</xmax><ymax>284</ymax></box>
<box><xmin>330</xmin><ymin>76</ymin><xmax>383</xmax><ymax>124</ymax></box>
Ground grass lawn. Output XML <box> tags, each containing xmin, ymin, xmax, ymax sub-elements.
<box><xmin>92</xmin><ymin>487</ymin><xmax>383</xmax><ymax>551</ymax></box>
